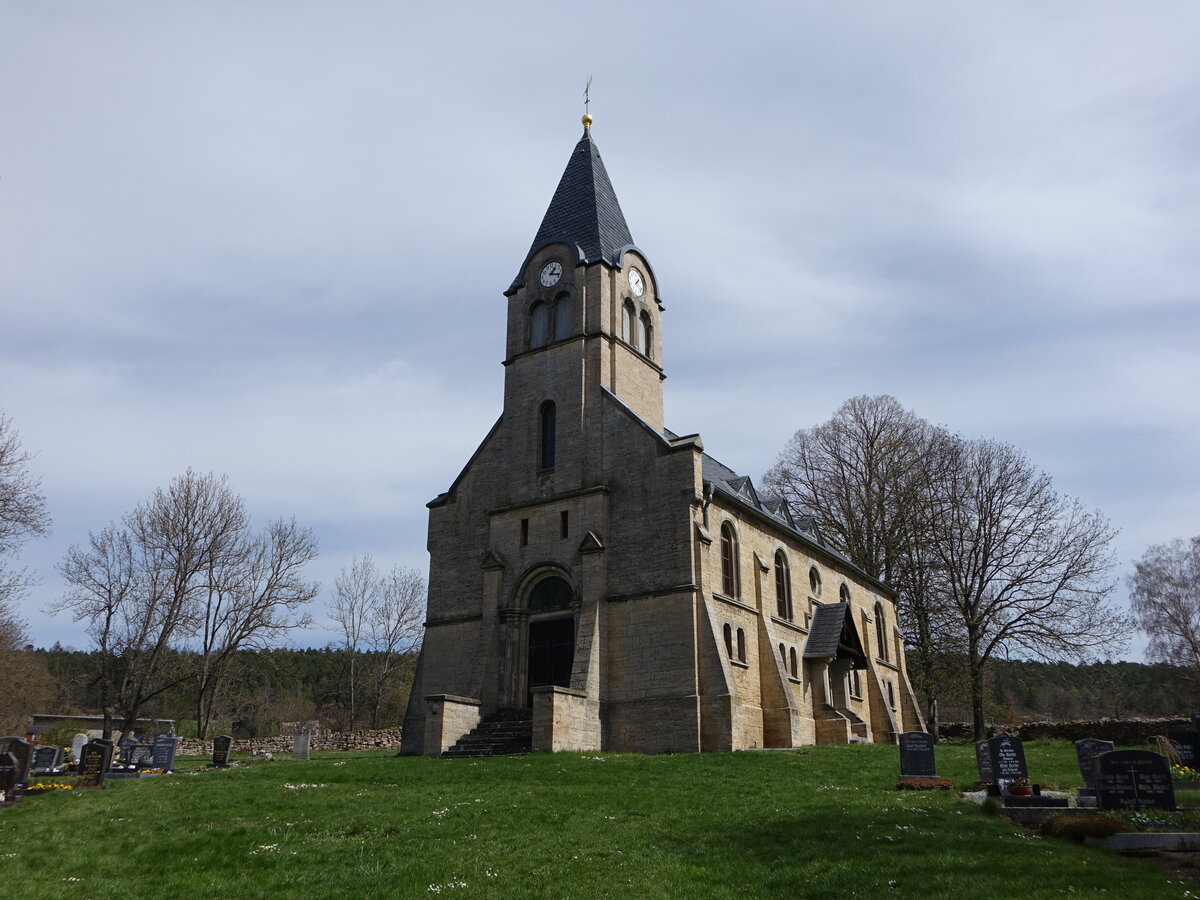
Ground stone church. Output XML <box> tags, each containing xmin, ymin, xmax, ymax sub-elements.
<box><xmin>401</xmin><ymin>116</ymin><xmax>925</xmax><ymax>756</ymax></box>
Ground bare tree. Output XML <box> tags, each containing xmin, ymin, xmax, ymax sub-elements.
<box><xmin>53</xmin><ymin>470</ymin><xmax>319</xmax><ymax>738</ymax></box>
<box><xmin>762</xmin><ymin>396</ymin><xmax>960</xmax><ymax>727</ymax></box>
<box><xmin>926</xmin><ymin>437</ymin><xmax>1128</xmax><ymax>739</ymax></box>
<box><xmin>1130</xmin><ymin>536</ymin><xmax>1200</xmax><ymax>671</ymax></box>
<box><xmin>363</xmin><ymin>564</ymin><xmax>425</xmax><ymax>727</ymax></box>
<box><xmin>330</xmin><ymin>556</ymin><xmax>377</xmax><ymax>730</ymax></box>
<box><xmin>190</xmin><ymin>517</ymin><xmax>319</xmax><ymax>738</ymax></box>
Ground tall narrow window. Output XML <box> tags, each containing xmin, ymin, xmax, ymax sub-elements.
<box><xmin>723</xmin><ymin>623</ymin><xmax>733</xmax><ymax>659</ymax></box>
<box><xmin>520</xmin><ymin>518</ymin><xmax>529</xmax><ymax>546</ymax></box>
<box><xmin>789</xmin><ymin>647</ymin><xmax>798</xmax><ymax>678</ymax></box>
<box><xmin>875</xmin><ymin>601</ymin><xmax>889</xmax><ymax>662</ymax></box>
<box><xmin>774</xmin><ymin>550</ymin><xmax>792</xmax><ymax>620</ymax></box>
<box><xmin>638</xmin><ymin>311</ymin><xmax>652</xmax><ymax>357</ymax></box>
<box><xmin>736</xmin><ymin>628</ymin><xmax>746</xmax><ymax>663</ymax></box>
<box><xmin>539</xmin><ymin>401</ymin><xmax>556</xmax><ymax>469</ymax></box>
<box><xmin>809</xmin><ymin>566</ymin><xmax>821</xmax><ymax>597</ymax></box>
<box><xmin>560</xmin><ymin>510</ymin><xmax>569</xmax><ymax>539</ymax></box>
<box><xmin>719</xmin><ymin>523</ymin><xmax>739</xmax><ymax>597</ymax></box>
<box><xmin>779</xmin><ymin>643</ymin><xmax>786</xmax><ymax>664</ymax></box>
<box><xmin>553</xmin><ymin>295</ymin><xmax>572</xmax><ymax>341</ymax></box>
<box><xmin>839</xmin><ymin>583</ymin><xmax>851</xmax><ymax>604</ymax></box>
<box><xmin>622</xmin><ymin>300</ymin><xmax>636</xmax><ymax>344</ymax></box>
<box><xmin>530</xmin><ymin>302</ymin><xmax>548</xmax><ymax>349</ymax></box>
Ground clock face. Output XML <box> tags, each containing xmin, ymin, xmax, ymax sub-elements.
<box><xmin>540</xmin><ymin>261</ymin><xmax>563</xmax><ymax>287</ymax></box>
<box><xmin>629</xmin><ymin>268</ymin><xmax>645</xmax><ymax>297</ymax></box>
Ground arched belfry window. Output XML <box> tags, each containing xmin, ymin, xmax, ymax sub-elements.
<box><xmin>553</xmin><ymin>294</ymin><xmax>573</xmax><ymax>341</ymax></box>
<box><xmin>809</xmin><ymin>566</ymin><xmax>822</xmax><ymax>597</ymax></box>
<box><xmin>528</xmin><ymin>575</ymin><xmax>574</xmax><ymax>611</ymax></box>
<box><xmin>539</xmin><ymin>401</ymin><xmax>556</xmax><ymax>469</ymax></box>
<box><xmin>530</xmin><ymin>302</ymin><xmax>548</xmax><ymax>349</ymax></box>
<box><xmin>720</xmin><ymin>522</ymin><xmax>739</xmax><ymax>598</ymax></box>
<box><xmin>875</xmin><ymin>601</ymin><xmax>889</xmax><ymax>661</ymax></box>
<box><xmin>839</xmin><ymin>583</ymin><xmax>851</xmax><ymax>604</ymax></box>
<box><xmin>622</xmin><ymin>300</ymin><xmax>636</xmax><ymax>345</ymax></box>
<box><xmin>638</xmin><ymin>311</ymin><xmax>652</xmax><ymax>357</ymax></box>
<box><xmin>774</xmin><ymin>550</ymin><xmax>792</xmax><ymax>620</ymax></box>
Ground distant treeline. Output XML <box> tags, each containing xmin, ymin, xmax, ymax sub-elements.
<box><xmin>29</xmin><ymin>645</ymin><xmax>417</xmax><ymax>741</ymax></box>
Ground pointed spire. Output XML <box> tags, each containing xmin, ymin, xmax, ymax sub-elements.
<box><xmin>508</xmin><ymin>123</ymin><xmax>635</xmax><ymax>292</ymax></box>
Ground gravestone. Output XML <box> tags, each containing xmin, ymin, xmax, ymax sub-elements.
<box><xmin>898</xmin><ymin>732</ymin><xmax>937</xmax><ymax>779</ymax></box>
<box><xmin>1075</xmin><ymin>739</ymin><xmax>1115</xmax><ymax>794</ymax></box>
<box><xmin>32</xmin><ymin>745</ymin><xmax>63</xmax><ymax>774</ymax></box>
<box><xmin>118</xmin><ymin>737</ymin><xmax>137</xmax><ymax>766</ymax></box>
<box><xmin>93</xmin><ymin>738</ymin><xmax>114</xmax><ymax>773</ymax></box>
<box><xmin>77</xmin><ymin>741</ymin><xmax>107</xmax><ymax>788</ymax></box>
<box><xmin>5</xmin><ymin>738</ymin><xmax>33</xmax><ymax>787</ymax></box>
<box><xmin>71</xmin><ymin>733</ymin><xmax>87</xmax><ymax>763</ymax></box>
<box><xmin>987</xmin><ymin>736</ymin><xmax>1029</xmax><ymax>796</ymax></box>
<box><xmin>293</xmin><ymin>728</ymin><xmax>311</xmax><ymax>761</ymax></box>
<box><xmin>152</xmin><ymin>734</ymin><xmax>177</xmax><ymax>771</ymax></box>
<box><xmin>1096</xmin><ymin>750</ymin><xmax>1176</xmax><ymax>811</ymax></box>
<box><xmin>975</xmin><ymin>740</ymin><xmax>995</xmax><ymax>783</ymax></box>
<box><xmin>212</xmin><ymin>735</ymin><xmax>232</xmax><ymax>767</ymax></box>
<box><xmin>131</xmin><ymin>744</ymin><xmax>154</xmax><ymax>767</ymax></box>
<box><xmin>0</xmin><ymin>751</ymin><xmax>19</xmax><ymax>802</ymax></box>
<box><xmin>1169</xmin><ymin>732</ymin><xmax>1199</xmax><ymax>767</ymax></box>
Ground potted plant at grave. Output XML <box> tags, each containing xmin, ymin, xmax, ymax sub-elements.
<box><xmin>1008</xmin><ymin>777</ymin><xmax>1033</xmax><ymax>797</ymax></box>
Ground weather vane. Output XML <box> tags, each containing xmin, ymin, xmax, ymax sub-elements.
<box><xmin>584</xmin><ymin>76</ymin><xmax>593</xmax><ymax>115</ymax></box>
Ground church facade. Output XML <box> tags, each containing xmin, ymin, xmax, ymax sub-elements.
<box><xmin>401</xmin><ymin>118</ymin><xmax>925</xmax><ymax>755</ymax></box>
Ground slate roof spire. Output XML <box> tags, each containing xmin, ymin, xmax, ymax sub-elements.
<box><xmin>508</xmin><ymin>118</ymin><xmax>636</xmax><ymax>293</ymax></box>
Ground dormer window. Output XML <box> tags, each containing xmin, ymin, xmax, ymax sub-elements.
<box><xmin>530</xmin><ymin>302</ymin><xmax>549</xmax><ymax>349</ymax></box>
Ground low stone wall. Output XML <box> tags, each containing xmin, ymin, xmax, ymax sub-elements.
<box><xmin>174</xmin><ymin>729</ymin><xmax>403</xmax><ymax>756</ymax></box>
<box><xmin>938</xmin><ymin>717</ymin><xmax>1192</xmax><ymax>744</ymax></box>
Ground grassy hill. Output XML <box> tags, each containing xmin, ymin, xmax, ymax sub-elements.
<box><xmin>2</xmin><ymin>743</ymin><xmax>1188</xmax><ymax>898</ymax></box>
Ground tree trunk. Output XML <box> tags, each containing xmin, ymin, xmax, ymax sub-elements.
<box><xmin>969</xmin><ymin>634</ymin><xmax>987</xmax><ymax>741</ymax></box>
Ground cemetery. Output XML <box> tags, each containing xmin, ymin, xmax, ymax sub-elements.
<box><xmin>0</xmin><ymin>721</ymin><xmax>1199</xmax><ymax>895</ymax></box>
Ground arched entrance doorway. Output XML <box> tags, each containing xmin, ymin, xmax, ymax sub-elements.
<box><xmin>525</xmin><ymin>575</ymin><xmax>576</xmax><ymax>706</ymax></box>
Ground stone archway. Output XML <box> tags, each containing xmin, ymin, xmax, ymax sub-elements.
<box><xmin>523</xmin><ymin>574</ymin><xmax>576</xmax><ymax>707</ymax></box>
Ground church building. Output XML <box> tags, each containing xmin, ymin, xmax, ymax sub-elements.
<box><xmin>401</xmin><ymin>116</ymin><xmax>925</xmax><ymax>756</ymax></box>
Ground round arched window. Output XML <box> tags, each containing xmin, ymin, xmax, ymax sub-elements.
<box><xmin>528</xmin><ymin>576</ymin><xmax>574</xmax><ymax>611</ymax></box>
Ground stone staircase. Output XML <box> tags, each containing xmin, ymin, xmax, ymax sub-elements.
<box><xmin>441</xmin><ymin>709</ymin><xmax>533</xmax><ymax>758</ymax></box>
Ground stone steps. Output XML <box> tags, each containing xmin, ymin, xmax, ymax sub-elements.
<box><xmin>442</xmin><ymin>712</ymin><xmax>533</xmax><ymax>758</ymax></box>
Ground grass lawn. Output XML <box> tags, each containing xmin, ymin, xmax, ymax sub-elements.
<box><xmin>1</xmin><ymin>742</ymin><xmax>1191</xmax><ymax>898</ymax></box>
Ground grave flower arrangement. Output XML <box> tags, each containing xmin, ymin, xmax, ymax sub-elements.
<box><xmin>27</xmin><ymin>782</ymin><xmax>74</xmax><ymax>792</ymax></box>
<box><xmin>1172</xmin><ymin>764</ymin><xmax>1200</xmax><ymax>782</ymax></box>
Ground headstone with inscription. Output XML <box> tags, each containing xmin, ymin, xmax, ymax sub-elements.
<box><xmin>93</xmin><ymin>738</ymin><xmax>114</xmax><ymax>773</ymax></box>
<box><xmin>1075</xmin><ymin>739</ymin><xmax>1115</xmax><ymax>794</ymax></box>
<box><xmin>0</xmin><ymin>752</ymin><xmax>19</xmax><ymax>802</ymax></box>
<box><xmin>131</xmin><ymin>744</ymin><xmax>154</xmax><ymax>767</ymax></box>
<box><xmin>1096</xmin><ymin>750</ymin><xmax>1176</xmax><ymax>811</ymax></box>
<box><xmin>1169</xmin><ymin>732</ymin><xmax>1199</xmax><ymax>767</ymax></box>
<box><xmin>77</xmin><ymin>741</ymin><xmax>107</xmax><ymax>788</ymax></box>
<box><xmin>987</xmin><ymin>736</ymin><xmax>1029</xmax><ymax>794</ymax></box>
<box><xmin>293</xmin><ymin>728</ymin><xmax>311</xmax><ymax>761</ymax></box>
<box><xmin>975</xmin><ymin>740</ymin><xmax>995</xmax><ymax>783</ymax></box>
<box><xmin>212</xmin><ymin>735</ymin><xmax>232</xmax><ymax>767</ymax></box>
<box><xmin>152</xmin><ymin>734</ymin><xmax>177</xmax><ymax>771</ymax></box>
<box><xmin>71</xmin><ymin>733</ymin><xmax>87</xmax><ymax>763</ymax></box>
<box><xmin>898</xmin><ymin>732</ymin><xmax>937</xmax><ymax>779</ymax></box>
<box><xmin>32</xmin><ymin>746</ymin><xmax>63</xmax><ymax>774</ymax></box>
<box><xmin>118</xmin><ymin>737</ymin><xmax>137</xmax><ymax>766</ymax></box>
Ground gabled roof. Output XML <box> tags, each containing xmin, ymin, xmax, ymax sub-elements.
<box><xmin>508</xmin><ymin>127</ymin><xmax>636</xmax><ymax>293</ymax></box>
<box><xmin>803</xmin><ymin>602</ymin><xmax>868</xmax><ymax>667</ymax></box>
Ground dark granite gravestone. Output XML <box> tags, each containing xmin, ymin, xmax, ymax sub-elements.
<box><xmin>118</xmin><ymin>737</ymin><xmax>137</xmax><ymax>766</ymax></box>
<box><xmin>93</xmin><ymin>738</ymin><xmax>114</xmax><ymax>773</ymax></box>
<box><xmin>1169</xmin><ymin>732</ymin><xmax>1199</xmax><ymax>767</ymax></box>
<box><xmin>1096</xmin><ymin>750</ymin><xmax>1176</xmax><ymax>811</ymax></box>
<box><xmin>5</xmin><ymin>738</ymin><xmax>33</xmax><ymax>787</ymax></box>
<box><xmin>898</xmin><ymin>732</ymin><xmax>937</xmax><ymax>779</ymax></box>
<box><xmin>975</xmin><ymin>740</ymin><xmax>995</xmax><ymax>783</ymax></box>
<box><xmin>212</xmin><ymin>735</ymin><xmax>232</xmax><ymax>767</ymax></box>
<box><xmin>77</xmin><ymin>741</ymin><xmax>107</xmax><ymax>788</ymax></box>
<box><xmin>1075</xmin><ymin>739</ymin><xmax>1115</xmax><ymax>794</ymax></box>
<box><xmin>987</xmin><ymin>736</ymin><xmax>1028</xmax><ymax>785</ymax></box>
<box><xmin>0</xmin><ymin>752</ymin><xmax>19</xmax><ymax>802</ymax></box>
<box><xmin>32</xmin><ymin>745</ymin><xmax>63</xmax><ymax>774</ymax></box>
<box><xmin>152</xmin><ymin>734</ymin><xmax>177</xmax><ymax>771</ymax></box>
<box><xmin>293</xmin><ymin>728</ymin><xmax>311</xmax><ymax>761</ymax></box>
<box><xmin>131</xmin><ymin>744</ymin><xmax>154</xmax><ymax>767</ymax></box>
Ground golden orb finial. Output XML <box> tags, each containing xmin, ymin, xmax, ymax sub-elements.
<box><xmin>582</xmin><ymin>112</ymin><xmax>593</xmax><ymax>130</ymax></box>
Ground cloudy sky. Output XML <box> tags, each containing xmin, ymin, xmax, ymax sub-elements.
<box><xmin>3</xmin><ymin>2</ymin><xmax>1197</xmax><ymax>655</ymax></box>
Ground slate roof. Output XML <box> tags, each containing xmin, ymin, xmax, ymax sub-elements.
<box><xmin>803</xmin><ymin>602</ymin><xmax>849</xmax><ymax>658</ymax></box>
<box><xmin>508</xmin><ymin>128</ymin><xmax>635</xmax><ymax>293</ymax></box>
